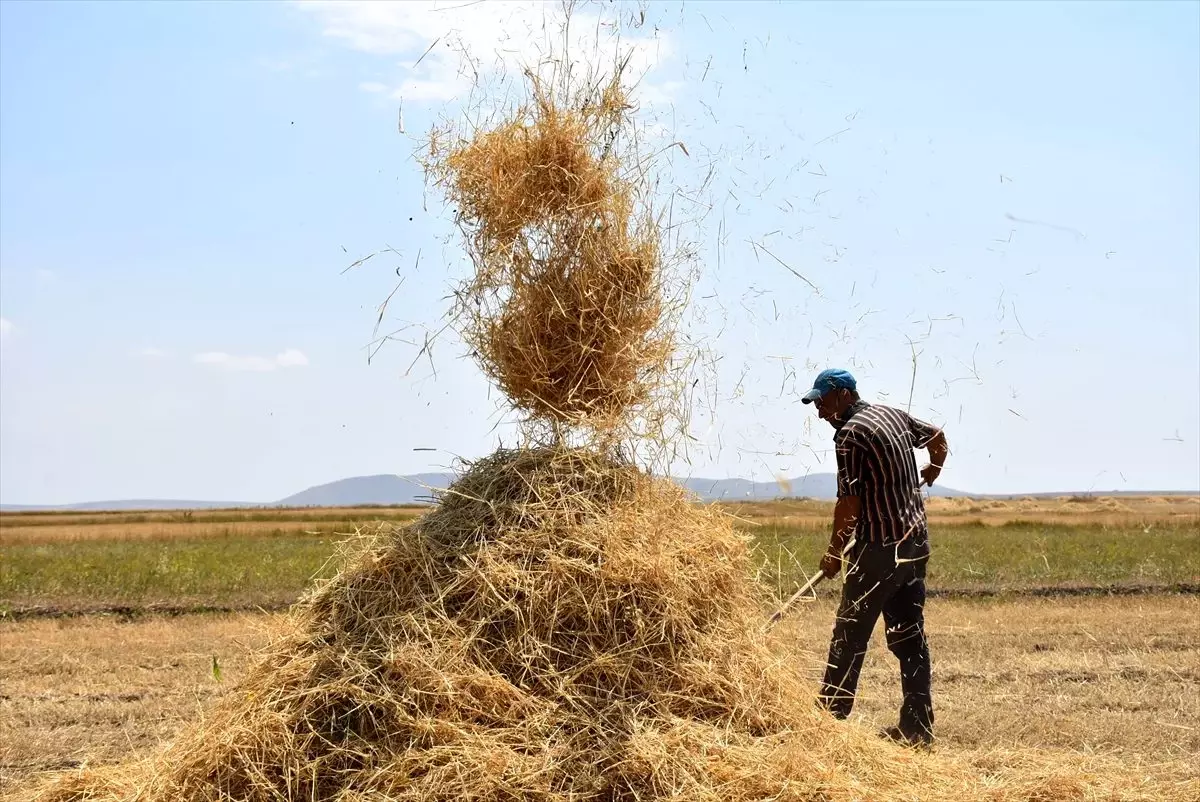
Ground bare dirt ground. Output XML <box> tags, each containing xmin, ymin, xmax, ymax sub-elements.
<box><xmin>2</xmin><ymin>594</ymin><xmax>1196</xmax><ymax>795</ymax></box>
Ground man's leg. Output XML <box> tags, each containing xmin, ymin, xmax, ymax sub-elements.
<box><xmin>818</xmin><ymin>548</ymin><xmax>893</xmax><ymax>719</ymax></box>
<box><xmin>882</xmin><ymin>558</ymin><xmax>933</xmax><ymax>740</ymax></box>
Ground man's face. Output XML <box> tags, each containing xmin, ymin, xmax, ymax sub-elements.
<box><xmin>814</xmin><ymin>389</ymin><xmax>847</xmax><ymax>428</ymax></box>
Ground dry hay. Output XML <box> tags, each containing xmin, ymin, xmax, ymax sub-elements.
<box><xmin>424</xmin><ymin>71</ymin><xmax>681</xmax><ymax>439</ymax></box>
<box><xmin>28</xmin><ymin>448</ymin><xmax>1197</xmax><ymax>802</ymax></box>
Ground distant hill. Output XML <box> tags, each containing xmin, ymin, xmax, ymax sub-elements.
<box><xmin>679</xmin><ymin>473</ymin><xmax>972</xmax><ymax>500</ymax></box>
<box><xmin>0</xmin><ymin>498</ymin><xmax>254</xmax><ymax>512</ymax></box>
<box><xmin>274</xmin><ymin>474</ymin><xmax>453</xmax><ymax>507</ymax></box>
<box><xmin>4</xmin><ymin>469</ymin><xmax>1194</xmax><ymax>512</ymax></box>
<box><xmin>269</xmin><ymin>472</ymin><xmax>976</xmax><ymax>507</ymax></box>
<box><xmin>1</xmin><ymin>471</ymin><xmax>982</xmax><ymax>511</ymax></box>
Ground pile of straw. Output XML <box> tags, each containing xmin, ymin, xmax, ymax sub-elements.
<box><xmin>427</xmin><ymin>75</ymin><xmax>675</xmax><ymax>435</ymax></box>
<box><xmin>33</xmin><ymin>449</ymin><xmax>1195</xmax><ymax>802</ymax></box>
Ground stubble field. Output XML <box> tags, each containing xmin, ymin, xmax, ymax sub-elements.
<box><xmin>1</xmin><ymin>495</ymin><xmax>1197</xmax><ymax>796</ymax></box>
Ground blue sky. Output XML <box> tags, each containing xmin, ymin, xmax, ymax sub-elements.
<box><xmin>1</xmin><ymin>0</ymin><xmax>1197</xmax><ymax>504</ymax></box>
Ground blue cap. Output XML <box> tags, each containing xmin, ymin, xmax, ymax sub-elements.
<box><xmin>801</xmin><ymin>368</ymin><xmax>857</xmax><ymax>404</ymax></box>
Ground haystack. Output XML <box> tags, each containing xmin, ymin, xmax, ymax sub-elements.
<box><xmin>425</xmin><ymin>73</ymin><xmax>678</xmax><ymax>437</ymax></box>
<box><xmin>26</xmin><ymin>54</ymin><xmax>1197</xmax><ymax>802</ymax></box>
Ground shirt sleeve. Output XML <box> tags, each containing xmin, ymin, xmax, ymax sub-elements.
<box><xmin>906</xmin><ymin>412</ymin><xmax>942</xmax><ymax>448</ymax></box>
<box><xmin>835</xmin><ymin>431</ymin><xmax>865</xmax><ymax>498</ymax></box>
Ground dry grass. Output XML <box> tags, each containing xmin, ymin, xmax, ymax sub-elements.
<box><xmin>778</xmin><ymin>595</ymin><xmax>1200</xmax><ymax>763</ymax></box>
<box><xmin>0</xmin><ymin>613</ymin><xmax>275</xmax><ymax>788</ymax></box>
<box><xmin>725</xmin><ymin>494</ymin><xmax>1200</xmax><ymax>530</ymax></box>
<box><xmin>16</xmin><ymin>449</ymin><xmax>1199</xmax><ymax>801</ymax></box>
<box><xmin>4</xmin><ymin>596</ymin><xmax>1196</xmax><ymax>797</ymax></box>
<box><xmin>0</xmin><ymin>506</ymin><xmax>427</xmax><ymax>524</ymax></box>
<box><xmin>0</xmin><ymin>519</ymin><xmax>393</xmax><ymax>547</ymax></box>
<box><xmin>0</xmin><ymin>509</ymin><xmax>425</xmax><ymax>545</ymax></box>
<box><xmin>425</xmin><ymin>70</ymin><xmax>685</xmax><ymax>441</ymax></box>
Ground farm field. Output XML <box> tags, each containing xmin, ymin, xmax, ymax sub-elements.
<box><xmin>1</xmin><ymin>496</ymin><xmax>1197</xmax><ymax>796</ymax></box>
<box><xmin>3</xmin><ymin>596</ymin><xmax>1197</xmax><ymax>795</ymax></box>
<box><xmin>2</xmin><ymin>495</ymin><xmax>1197</xmax><ymax>615</ymax></box>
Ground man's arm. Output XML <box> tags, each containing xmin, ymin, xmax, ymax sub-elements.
<box><xmin>920</xmin><ymin>430</ymin><xmax>949</xmax><ymax>487</ymax></box>
<box><xmin>820</xmin><ymin>494</ymin><xmax>861</xmax><ymax>578</ymax></box>
<box><xmin>906</xmin><ymin>412</ymin><xmax>948</xmax><ymax>487</ymax></box>
<box><xmin>825</xmin><ymin>431</ymin><xmax>865</xmax><ymax>577</ymax></box>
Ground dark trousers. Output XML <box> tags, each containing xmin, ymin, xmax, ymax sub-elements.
<box><xmin>818</xmin><ymin>536</ymin><xmax>934</xmax><ymax>737</ymax></box>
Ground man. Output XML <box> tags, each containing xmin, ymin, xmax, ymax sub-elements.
<box><xmin>800</xmin><ymin>368</ymin><xmax>949</xmax><ymax>747</ymax></box>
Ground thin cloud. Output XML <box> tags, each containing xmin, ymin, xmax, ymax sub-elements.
<box><xmin>275</xmin><ymin>348</ymin><xmax>310</xmax><ymax>367</ymax></box>
<box><xmin>0</xmin><ymin>317</ymin><xmax>13</xmax><ymax>340</ymax></box>
<box><xmin>193</xmin><ymin>349</ymin><xmax>310</xmax><ymax>372</ymax></box>
<box><xmin>298</xmin><ymin>0</ymin><xmax>675</xmax><ymax>105</ymax></box>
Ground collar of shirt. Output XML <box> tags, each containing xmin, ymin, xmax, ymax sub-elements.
<box><xmin>833</xmin><ymin>399</ymin><xmax>871</xmax><ymax>432</ymax></box>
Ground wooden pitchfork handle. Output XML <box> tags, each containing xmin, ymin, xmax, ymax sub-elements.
<box><xmin>762</xmin><ymin>536</ymin><xmax>857</xmax><ymax>634</ymax></box>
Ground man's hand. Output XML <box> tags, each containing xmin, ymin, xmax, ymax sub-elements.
<box><xmin>824</xmin><ymin>495</ymin><xmax>860</xmax><ymax>579</ymax></box>
<box><xmin>921</xmin><ymin>431</ymin><xmax>948</xmax><ymax>487</ymax></box>
<box><xmin>820</xmin><ymin>550</ymin><xmax>842</xmax><ymax>578</ymax></box>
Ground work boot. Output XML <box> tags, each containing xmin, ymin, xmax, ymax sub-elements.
<box><xmin>878</xmin><ymin>724</ymin><xmax>933</xmax><ymax>750</ymax></box>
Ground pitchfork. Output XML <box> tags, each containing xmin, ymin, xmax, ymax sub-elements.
<box><xmin>762</xmin><ymin>536</ymin><xmax>856</xmax><ymax>633</ymax></box>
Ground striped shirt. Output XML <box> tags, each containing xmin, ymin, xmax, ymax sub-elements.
<box><xmin>834</xmin><ymin>402</ymin><xmax>942</xmax><ymax>545</ymax></box>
